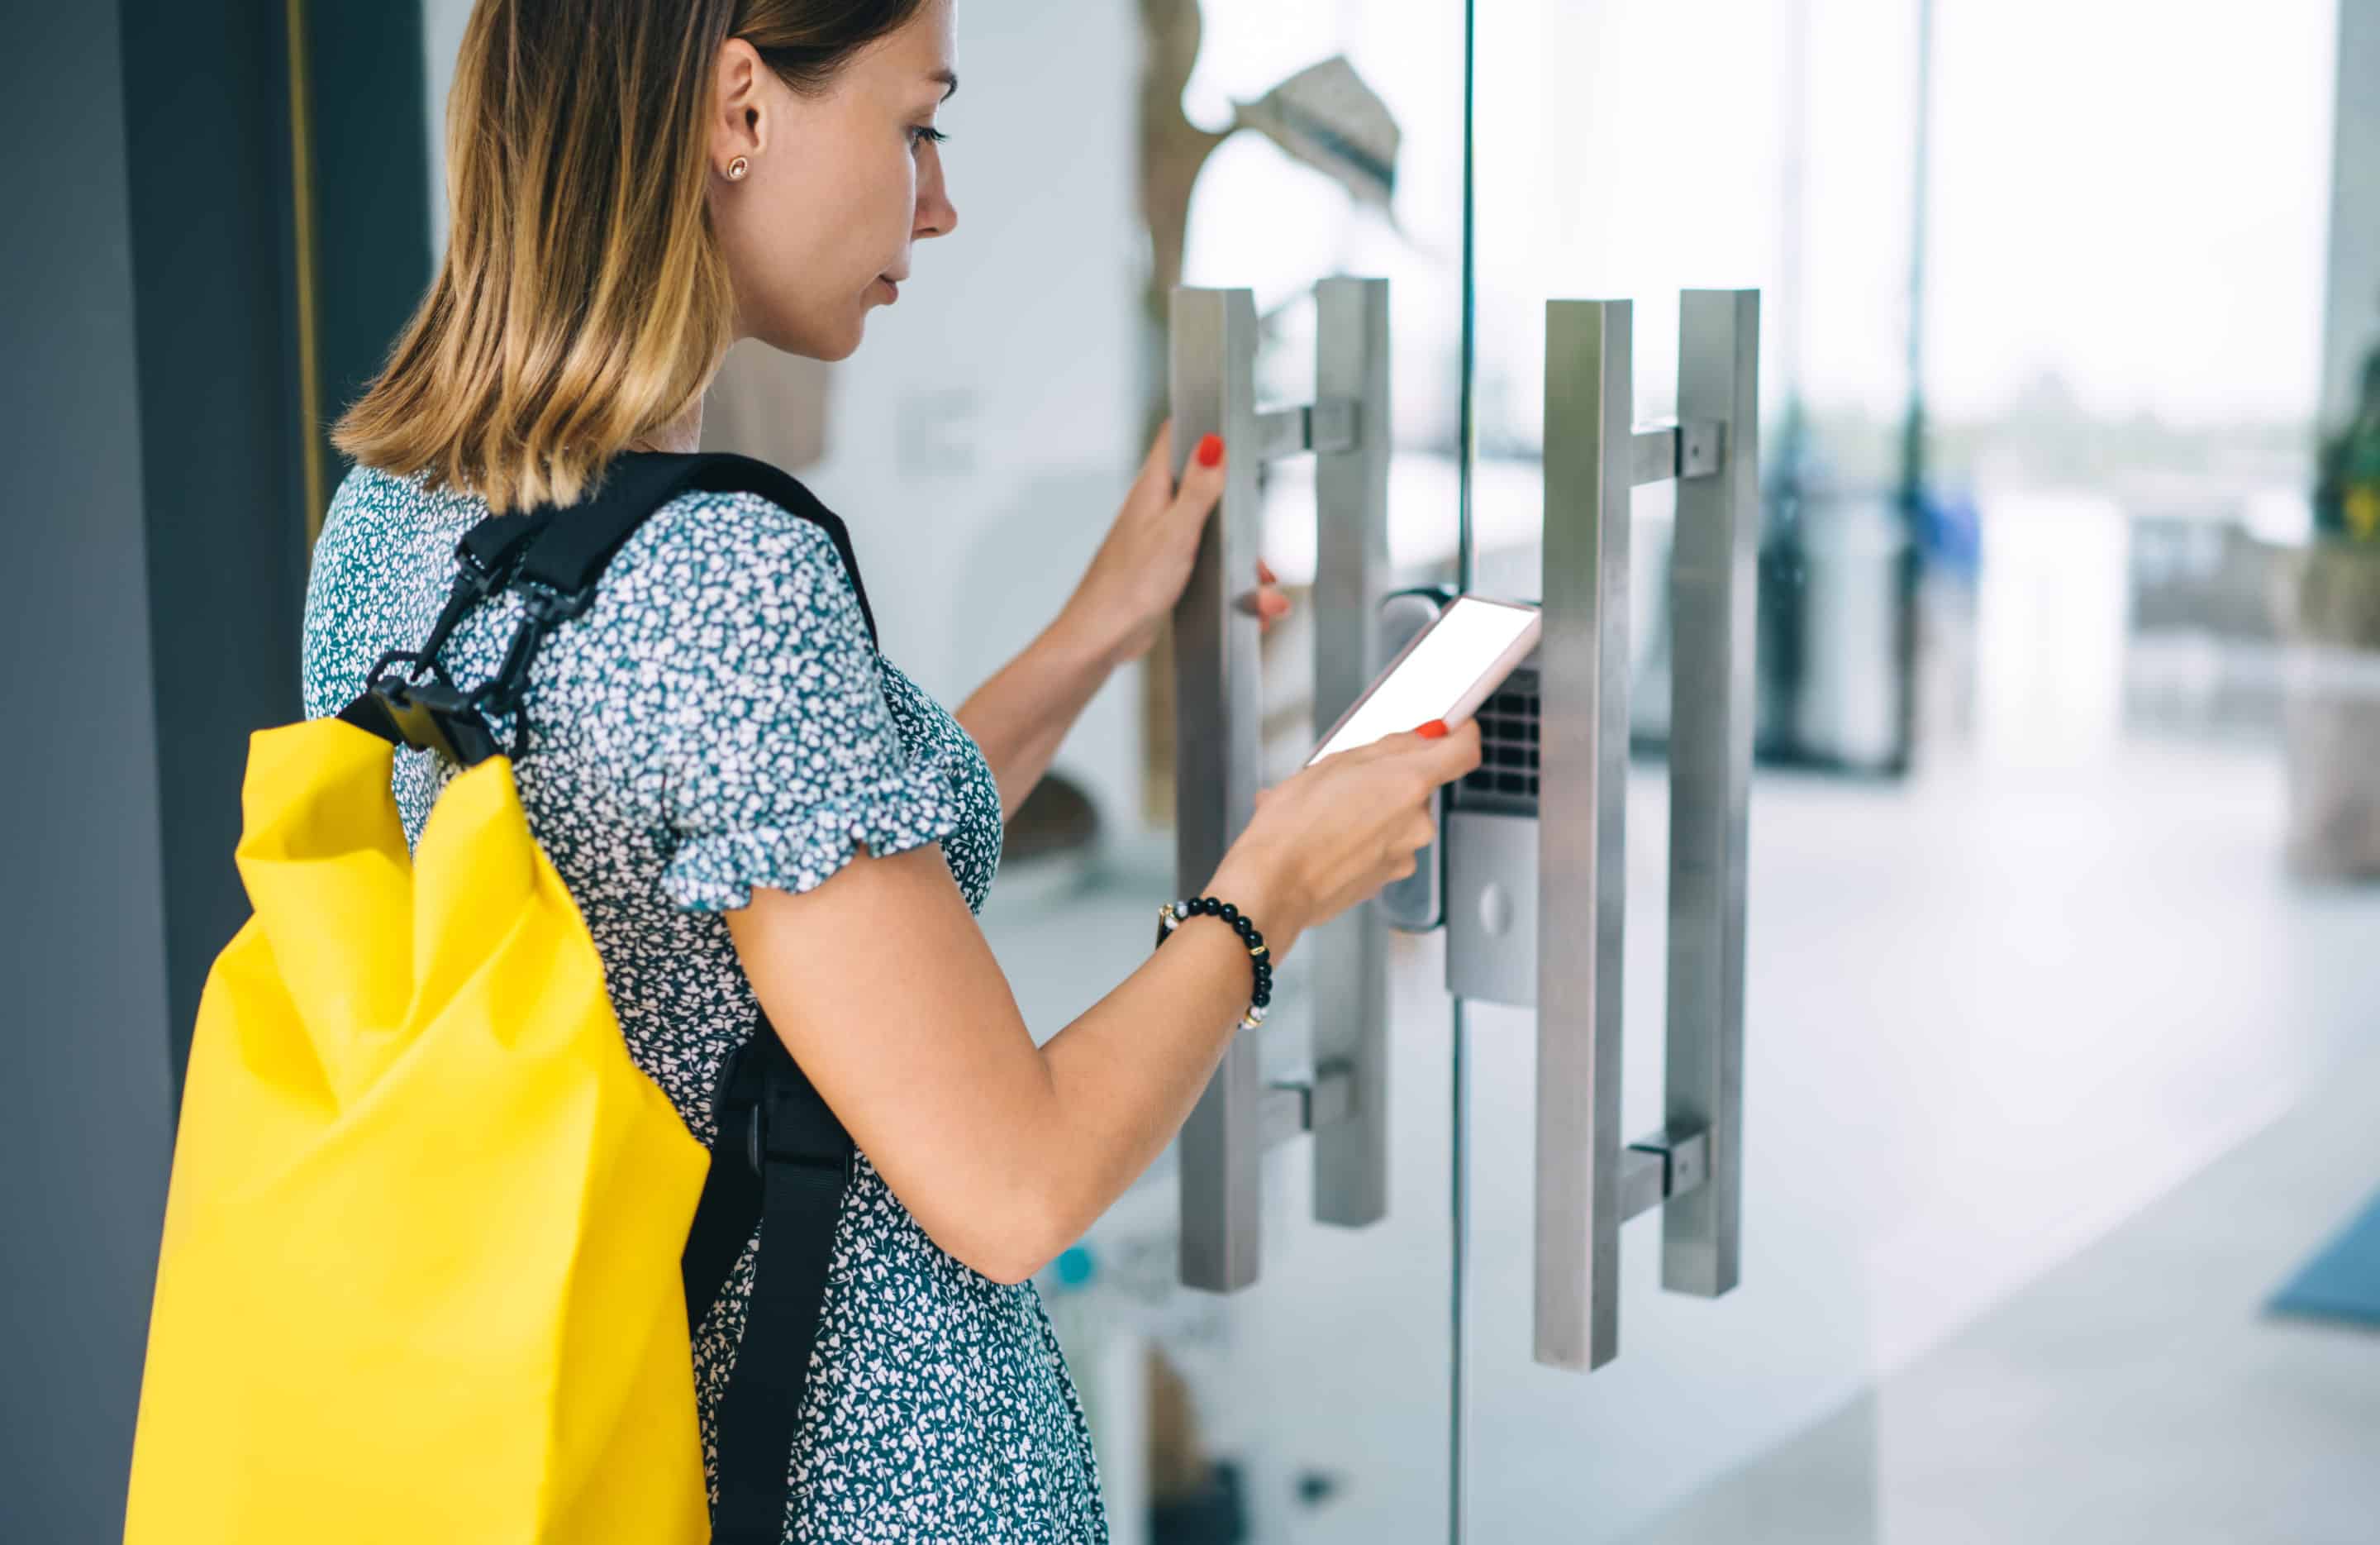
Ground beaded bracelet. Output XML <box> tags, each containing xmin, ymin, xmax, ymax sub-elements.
<box><xmin>1154</xmin><ymin>895</ymin><xmax>1273</xmax><ymax>1030</ymax></box>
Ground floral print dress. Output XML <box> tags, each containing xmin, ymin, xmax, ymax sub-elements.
<box><xmin>300</xmin><ymin>463</ymin><xmax>1109</xmax><ymax>1543</ymax></box>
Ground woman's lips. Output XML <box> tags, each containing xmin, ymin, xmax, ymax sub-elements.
<box><xmin>875</xmin><ymin>275</ymin><xmax>900</xmax><ymax>303</ymax></box>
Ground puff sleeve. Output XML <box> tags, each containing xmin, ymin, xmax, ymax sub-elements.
<box><xmin>646</xmin><ymin>500</ymin><xmax>966</xmax><ymax>913</ymax></box>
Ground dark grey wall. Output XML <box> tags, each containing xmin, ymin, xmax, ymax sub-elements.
<box><xmin>120</xmin><ymin>0</ymin><xmax>314</xmax><ymax>1078</ymax></box>
<box><xmin>1</xmin><ymin>2</ymin><xmax>182</xmax><ymax>1535</ymax></box>
<box><xmin>2</xmin><ymin>0</ymin><xmax>346</xmax><ymax>1528</ymax></box>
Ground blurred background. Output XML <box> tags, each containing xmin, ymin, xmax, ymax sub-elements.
<box><xmin>10</xmin><ymin>0</ymin><xmax>2380</xmax><ymax>1538</ymax></box>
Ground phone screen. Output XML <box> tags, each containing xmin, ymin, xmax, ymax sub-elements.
<box><xmin>1309</xmin><ymin>598</ymin><xmax>1540</xmax><ymax>764</ymax></box>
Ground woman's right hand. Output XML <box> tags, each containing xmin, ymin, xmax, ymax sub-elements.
<box><xmin>1206</xmin><ymin>720</ymin><xmax>1484</xmax><ymax>962</ymax></box>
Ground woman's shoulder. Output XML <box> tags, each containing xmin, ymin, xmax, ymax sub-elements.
<box><xmin>301</xmin><ymin>462</ymin><xmax>873</xmax><ymax>697</ymax></box>
<box><xmin>620</xmin><ymin>480</ymin><xmax>857</xmax><ymax>589</ymax></box>
<box><xmin>312</xmin><ymin>463</ymin><xmax>453</xmax><ymax>566</ymax></box>
<box><xmin>594</xmin><ymin>479</ymin><xmax>873</xmax><ymax>656</ymax></box>
<box><xmin>302</xmin><ymin>465</ymin><xmax>470</xmax><ymax>716</ymax></box>
<box><xmin>309</xmin><ymin>462</ymin><xmax>863</xmax><ymax>620</ymax></box>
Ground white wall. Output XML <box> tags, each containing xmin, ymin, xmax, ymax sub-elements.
<box><xmin>789</xmin><ymin>0</ymin><xmax>1144</xmax><ymax>832</ymax></box>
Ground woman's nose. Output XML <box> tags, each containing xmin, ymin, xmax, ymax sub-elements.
<box><xmin>916</xmin><ymin>156</ymin><xmax>958</xmax><ymax>241</ymax></box>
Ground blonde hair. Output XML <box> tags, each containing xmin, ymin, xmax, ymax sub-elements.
<box><xmin>332</xmin><ymin>0</ymin><xmax>926</xmax><ymax>513</ymax></box>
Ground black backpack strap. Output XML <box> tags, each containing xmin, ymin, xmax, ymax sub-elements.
<box><xmin>336</xmin><ymin>511</ymin><xmax>553</xmax><ymax>757</ymax></box>
<box><xmin>470</xmin><ymin>453</ymin><xmax>878</xmax><ymax>762</ymax></box>
<box><xmin>512</xmin><ymin>451</ymin><xmax>879</xmax><ymax>645</ymax></box>
<box><xmin>339</xmin><ymin>451</ymin><xmax>877</xmax><ymax>767</ymax></box>
<box><xmin>683</xmin><ymin>1031</ymin><xmax>854</xmax><ymax>1545</ymax></box>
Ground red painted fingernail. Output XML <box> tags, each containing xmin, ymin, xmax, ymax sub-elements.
<box><xmin>1196</xmin><ymin>432</ymin><xmax>1225</xmax><ymax>468</ymax></box>
<box><xmin>1416</xmin><ymin>719</ymin><xmax>1449</xmax><ymax>740</ymax></box>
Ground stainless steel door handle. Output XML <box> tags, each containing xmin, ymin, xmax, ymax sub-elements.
<box><xmin>1535</xmin><ymin>296</ymin><xmax>1637</xmax><ymax>1372</ymax></box>
<box><xmin>1533</xmin><ymin>290</ymin><xmax>1759</xmax><ymax>1371</ymax></box>
<box><xmin>1662</xmin><ymin>289</ymin><xmax>1759</xmax><ymax>1307</ymax></box>
<box><xmin>1169</xmin><ymin>279</ymin><xmax>1392</xmax><ymax>1292</ymax></box>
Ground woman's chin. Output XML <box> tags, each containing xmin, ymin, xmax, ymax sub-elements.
<box><xmin>813</xmin><ymin>309</ymin><xmax>869</xmax><ymax>362</ymax></box>
<box><xmin>759</xmin><ymin>315</ymin><xmax>864</xmax><ymax>363</ymax></box>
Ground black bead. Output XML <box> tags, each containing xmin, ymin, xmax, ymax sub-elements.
<box><xmin>1199</xmin><ymin>897</ymin><xmax>1219</xmax><ymax>915</ymax></box>
<box><xmin>1219</xmin><ymin>903</ymin><xmax>1239</xmax><ymax>923</ymax></box>
<box><xmin>1253</xmin><ymin>989</ymin><xmax>1271</xmax><ymax>1008</ymax></box>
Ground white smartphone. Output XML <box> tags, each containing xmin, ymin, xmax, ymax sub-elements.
<box><xmin>1307</xmin><ymin>595</ymin><xmax>1542</xmax><ymax>766</ymax></box>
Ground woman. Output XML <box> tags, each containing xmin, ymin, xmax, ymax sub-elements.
<box><xmin>302</xmin><ymin>0</ymin><xmax>1479</xmax><ymax>1538</ymax></box>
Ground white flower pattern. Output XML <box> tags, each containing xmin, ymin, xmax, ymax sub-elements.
<box><xmin>301</xmin><ymin>465</ymin><xmax>1108</xmax><ymax>1543</ymax></box>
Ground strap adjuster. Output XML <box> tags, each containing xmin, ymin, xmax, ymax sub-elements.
<box><xmin>737</xmin><ymin>1099</ymin><xmax>859</xmax><ymax>1185</ymax></box>
<box><xmin>517</xmin><ymin>579</ymin><xmax>597</xmax><ymax>627</ymax></box>
<box><xmin>716</xmin><ymin>1032</ymin><xmax>856</xmax><ymax>1185</ymax></box>
<box><xmin>360</xmin><ymin>665</ymin><xmax>502</xmax><ymax>766</ymax></box>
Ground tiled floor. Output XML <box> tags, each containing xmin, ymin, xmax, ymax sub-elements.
<box><xmin>980</xmin><ymin>737</ymin><xmax>2380</xmax><ymax>1543</ymax></box>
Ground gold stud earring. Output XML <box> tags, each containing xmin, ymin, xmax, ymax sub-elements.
<box><xmin>726</xmin><ymin>156</ymin><xmax>750</xmax><ymax>181</ymax></box>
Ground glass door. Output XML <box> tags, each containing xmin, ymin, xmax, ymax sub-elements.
<box><xmin>1459</xmin><ymin>1</ymin><xmax>2380</xmax><ymax>1541</ymax></box>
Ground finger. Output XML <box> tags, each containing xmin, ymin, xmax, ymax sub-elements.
<box><xmin>1256</xmin><ymin>558</ymin><xmax>1278</xmax><ymax>584</ymax></box>
<box><xmin>1237</xmin><ymin>587</ymin><xmax>1291</xmax><ymax>621</ymax></box>
<box><xmin>1170</xmin><ymin>432</ymin><xmax>1227</xmax><ymax>527</ymax></box>
<box><xmin>1342</xmin><ymin>727</ymin><xmax>1433</xmax><ymax>764</ymax></box>
<box><xmin>1374</xmin><ymin>718</ymin><xmax>1481</xmax><ymax>780</ymax></box>
<box><xmin>1424</xmin><ymin>718</ymin><xmax>1484</xmax><ymax>780</ymax></box>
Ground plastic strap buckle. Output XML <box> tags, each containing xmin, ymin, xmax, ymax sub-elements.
<box><xmin>717</xmin><ymin>1035</ymin><xmax>856</xmax><ymax>1185</ymax></box>
<box><xmin>740</xmin><ymin>1082</ymin><xmax>858</xmax><ymax>1185</ymax></box>
<box><xmin>516</xmin><ymin>578</ymin><xmax>597</xmax><ymax>627</ymax></box>
<box><xmin>360</xmin><ymin>674</ymin><xmax>502</xmax><ymax>766</ymax></box>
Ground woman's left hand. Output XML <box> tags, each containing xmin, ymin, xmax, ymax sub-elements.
<box><xmin>1060</xmin><ymin>419</ymin><xmax>1293</xmax><ymax>668</ymax></box>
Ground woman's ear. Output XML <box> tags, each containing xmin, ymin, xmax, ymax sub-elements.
<box><xmin>712</xmin><ymin>36</ymin><xmax>768</xmax><ymax>161</ymax></box>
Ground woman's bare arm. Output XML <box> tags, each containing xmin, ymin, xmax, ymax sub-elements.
<box><xmin>726</xmin><ymin>841</ymin><xmax>1285</xmax><ymax>1285</ymax></box>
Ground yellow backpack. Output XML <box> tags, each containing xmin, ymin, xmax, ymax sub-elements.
<box><xmin>125</xmin><ymin>454</ymin><xmax>872</xmax><ymax>1544</ymax></box>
